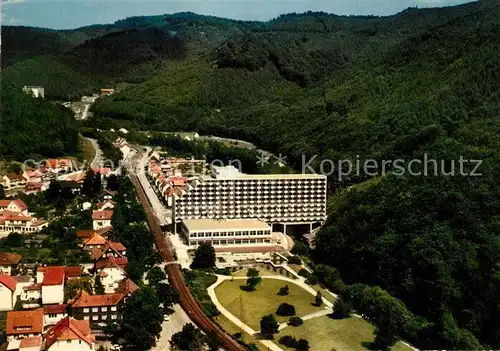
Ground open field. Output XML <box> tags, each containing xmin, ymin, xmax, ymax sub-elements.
<box><xmin>215</xmin><ymin>278</ymin><xmax>324</xmax><ymax>330</ymax></box>
<box><xmin>276</xmin><ymin>316</ymin><xmax>413</xmax><ymax>351</ymax></box>
<box><xmin>80</xmin><ymin>136</ymin><xmax>96</xmax><ymax>165</ymax></box>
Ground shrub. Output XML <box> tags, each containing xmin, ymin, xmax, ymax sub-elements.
<box><xmin>288</xmin><ymin>255</ymin><xmax>302</xmax><ymax>265</ymax></box>
<box><xmin>296</xmin><ymin>338</ymin><xmax>310</xmax><ymax>351</ymax></box>
<box><xmin>278</xmin><ymin>285</ymin><xmax>290</xmax><ymax>296</ymax></box>
<box><xmin>289</xmin><ymin>316</ymin><xmax>304</xmax><ymax>326</ymax></box>
<box><xmin>298</xmin><ymin>269</ymin><xmax>310</xmax><ymax>278</ymax></box>
<box><xmin>332</xmin><ymin>297</ymin><xmax>352</xmax><ymax>319</ymax></box>
<box><xmin>279</xmin><ymin>335</ymin><xmax>297</xmax><ymax>348</ymax></box>
<box><xmin>276</xmin><ymin>303</ymin><xmax>296</xmax><ymax>316</ymax></box>
<box><xmin>306</xmin><ymin>274</ymin><xmax>318</xmax><ymax>285</ymax></box>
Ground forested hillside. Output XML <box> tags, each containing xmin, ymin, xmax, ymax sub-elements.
<box><xmin>2</xmin><ymin>1</ymin><xmax>500</xmax><ymax>348</ymax></box>
<box><xmin>0</xmin><ymin>84</ymin><xmax>79</xmax><ymax>159</ymax></box>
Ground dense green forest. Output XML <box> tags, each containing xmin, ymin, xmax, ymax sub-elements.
<box><xmin>0</xmin><ymin>84</ymin><xmax>79</xmax><ymax>159</ymax></box>
<box><xmin>2</xmin><ymin>1</ymin><xmax>500</xmax><ymax>348</ymax></box>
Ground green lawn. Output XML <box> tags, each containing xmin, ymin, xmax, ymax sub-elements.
<box><xmin>214</xmin><ymin>314</ymin><xmax>264</xmax><ymax>351</ymax></box>
<box><xmin>215</xmin><ymin>278</ymin><xmax>324</xmax><ymax>330</ymax></box>
<box><xmin>232</xmin><ymin>267</ymin><xmax>279</xmax><ymax>277</ymax></box>
<box><xmin>276</xmin><ymin>316</ymin><xmax>413</xmax><ymax>351</ymax></box>
<box><xmin>80</xmin><ymin>136</ymin><xmax>96</xmax><ymax>165</ymax></box>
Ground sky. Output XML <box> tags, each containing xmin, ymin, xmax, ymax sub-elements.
<box><xmin>1</xmin><ymin>0</ymin><xmax>473</xmax><ymax>30</ymax></box>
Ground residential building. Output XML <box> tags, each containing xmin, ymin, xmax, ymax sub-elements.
<box><xmin>40</xmin><ymin>267</ymin><xmax>65</xmax><ymax>305</ymax></box>
<box><xmin>71</xmin><ymin>291</ymin><xmax>124</xmax><ymax>328</ymax></box>
<box><xmin>44</xmin><ymin>317</ymin><xmax>95</xmax><ymax>351</ymax></box>
<box><xmin>0</xmin><ymin>252</ymin><xmax>23</xmax><ymax>275</ymax></box>
<box><xmin>0</xmin><ymin>200</ymin><xmax>47</xmax><ymax>234</ymax></box>
<box><xmin>114</xmin><ymin>278</ymin><xmax>139</xmax><ymax>297</ymax></box>
<box><xmin>2</xmin><ymin>174</ymin><xmax>27</xmax><ymax>191</ymax></box>
<box><xmin>92</xmin><ymin>211</ymin><xmax>113</xmax><ymax>230</ymax></box>
<box><xmin>76</xmin><ymin>230</ymin><xmax>97</xmax><ymax>240</ymax></box>
<box><xmin>22</xmin><ymin>86</ymin><xmax>45</xmax><ymax>98</ymax></box>
<box><xmin>180</xmin><ymin>219</ymin><xmax>273</xmax><ymax>247</ymax></box>
<box><xmin>22</xmin><ymin>183</ymin><xmax>47</xmax><ymax>195</ymax></box>
<box><xmin>20</xmin><ymin>283</ymin><xmax>42</xmax><ymax>304</ymax></box>
<box><xmin>94</xmin><ymin>257</ymin><xmax>126</xmax><ymax>293</ymax></box>
<box><xmin>95</xmin><ymin>200</ymin><xmax>115</xmax><ymax>211</ymax></box>
<box><xmin>100</xmin><ymin>88</ymin><xmax>115</xmax><ymax>95</ymax></box>
<box><xmin>6</xmin><ymin>335</ymin><xmax>43</xmax><ymax>351</ymax></box>
<box><xmin>43</xmin><ymin>304</ymin><xmax>68</xmax><ymax>327</ymax></box>
<box><xmin>43</xmin><ymin>159</ymin><xmax>73</xmax><ymax>174</ymax></box>
<box><xmin>172</xmin><ymin>165</ymin><xmax>327</xmax><ymax>235</ymax></box>
<box><xmin>6</xmin><ymin>308</ymin><xmax>44</xmax><ymax>341</ymax></box>
<box><xmin>0</xmin><ymin>275</ymin><xmax>18</xmax><ymax>311</ymax></box>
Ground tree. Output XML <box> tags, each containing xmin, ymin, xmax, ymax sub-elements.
<box><xmin>190</xmin><ymin>243</ymin><xmax>216</xmax><ymax>270</ymax></box>
<box><xmin>64</xmin><ymin>277</ymin><xmax>94</xmax><ymax>301</ymax></box>
<box><xmin>0</xmin><ymin>184</ymin><xmax>4</xmax><ymax>199</ymax></box>
<box><xmin>93</xmin><ymin>172</ymin><xmax>102</xmax><ymax>195</ymax></box>
<box><xmin>4</xmin><ymin>233</ymin><xmax>24</xmax><ymax>247</ymax></box>
<box><xmin>276</xmin><ymin>303</ymin><xmax>296</xmax><ymax>317</ymax></box>
<box><xmin>291</xmin><ymin>241</ymin><xmax>309</xmax><ymax>256</ymax></box>
<box><xmin>119</xmin><ymin>287</ymin><xmax>163</xmax><ymax>350</ymax></box>
<box><xmin>279</xmin><ymin>335</ymin><xmax>297</xmax><ymax>348</ymax></box>
<box><xmin>296</xmin><ymin>338</ymin><xmax>310</xmax><ymax>351</ymax></box>
<box><xmin>111</xmin><ymin>201</ymin><xmax>126</xmax><ymax>234</ymax></box>
<box><xmin>246</xmin><ymin>276</ymin><xmax>262</xmax><ymax>291</ymax></box>
<box><xmin>107</xmin><ymin>174</ymin><xmax>119</xmax><ymax>191</ymax></box>
<box><xmin>156</xmin><ymin>283</ymin><xmax>179</xmax><ymax>309</ymax></box>
<box><xmin>247</xmin><ymin>268</ymin><xmax>260</xmax><ymax>277</ymax></box>
<box><xmin>332</xmin><ymin>297</ymin><xmax>352</xmax><ymax>319</ymax></box>
<box><xmin>95</xmin><ymin>275</ymin><xmax>105</xmax><ymax>294</ymax></box>
<box><xmin>278</xmin><ymin>285</ymin><xmax>290</xmax><ymax>296</ymax></box>
<box><xmin>314</xmin><ymin>291</ymin><xmax>323</xmax><ymax>306</ymax></box>
<box><xmin>147</xmin><ymin>266</ymin><xmax>166</xmax><ymax>287</ymax></box>
<box><xmin>170</xmin><ymin>323</ymin><xmax>206</xmax><ymax>351</ymax></box>
<box><xmin>289</xmin><ymin>316</ymin><xmax>303</xmax><ymax>326</ymax></box>
<box><xmin>288</xmin><ymin>255</ymin><xmax>302</xmax><ymax>265</ymax></box>
<box><xmin>260</xmin><ymin>314</ymin><xmax>279</xmax><ymax>338</ymax></box>
<box><xmin>82</xmin><ymin>169</ymin><xmax>95</xmax><ymax>197</ymax></box>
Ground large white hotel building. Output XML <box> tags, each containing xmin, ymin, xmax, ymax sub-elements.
<box><xmin>172</xmin><ymin>165</ymin><xmax>327</xmax><ymax>246</ymax></box>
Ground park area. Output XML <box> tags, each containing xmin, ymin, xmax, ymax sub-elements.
<box><xmin>215</xmin><ymin>277</ymin><xmax>325</xmax><ymax>330</ymax></box>
<box><xmin>276</xmin><ymin>315</ymin><xmax>413</xmax><ymax>351</ymax></box>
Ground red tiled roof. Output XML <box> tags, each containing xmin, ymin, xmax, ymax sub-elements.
<box><xmin>71</xmin><ymin>291</ymin><xmax>124</xmax><ymax>308</ymax></box>
<box><xmin>24</xmin><ymin>283</ymin><xmax>42</xmax><ymax>291</ymax></box>
<box><xmin>0</xmin><ymin>252</ymin><xmax>23</xmax><ymax>265</ymax></box>
<box><xmin>7</xmin><ymin>173</ymin><xmax>25</xmax><ymax>181</ymax></box>
<box><xmin>92</xmin><ymin>210</ymin><xmax>113</xmax><ymax>220</ymax></box>
<box><xmin>5</xmin><ymin>215</ymin><xmax>31</xmax><ymax>221</ymax></box>
<box><xmin>31</xmin><ymin>219</ymin><xmax>47</xmax><ymax>227</ymax></box>
<box><xmin>115</xmin><ymin>278</ymin><xmax>139</xmax><ymax>295</ymax></box>
<box><xmin>0</xmin><ymin>274</ymin><xmax>17</xmax><ymax>291</ymax></box>
<box><xmin>6</xmin><ymin>309</ymin><xmax>44</xmax><ymax>335</ymax></box>
<box><xmin>64</xmin><ymin>266</ymin><xmax>82</xmax><ymax>278</ymax></box>
<box><xmin>44</xmin><ymin>304</ymin><xmax>68</xmax><ymax>315</ymax></box>
<box><xmin>95</xmin><ymin>256</ymin><xmax>128</xmax><ymax>270</ymax></box>
<box><xmin>107</xmin><ymin>241</ymin><xmax>126</xmax><ymax>252</ymax></box>
<box><xmin>19</xmin><ymin>336</ymin><xmax>43</xmax><ymax>348</ymax></box>
<box><xmin>0</xmin><ymin>200</ymin><xmax>11</xmax><ymax>207</ymax></box>
<box><xmin>44</xmin><ymin>317</ymin><xmax>95</xmax><ymax>349</ymax></box>
<box><xmin>42</xmin><ymin>266</ymin><xmax>65</xmax><ymax>286</ymax></box>
<box><xmin>96</xmin><ymin>226</ymin><xmax>113</xmax><ymax>236</ymax></box>
<box><xmin>12</xmin><ymin>200</ymin><xmax>28</xmax><ymax>210</ymax></box>
<box><xmin>76</xmin><ymin>230</ymin><xmax>96</xmax><ymax>239</ymax></box>
<box><xmin>92</xmin><ymin>167</ymin><xmax>112</xmax><ymax>176</ymax></box>
<box><xmin>83</xmin><ymin>233</ymin><xmax>107</xmax><ymax>246</ymax></box>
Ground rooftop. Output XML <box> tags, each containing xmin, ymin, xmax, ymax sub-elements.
<box><xmin>71</xmin><ymin>291</ymin><xmax>124</xmax><ymax>307</ymax></box>
<box><xmin>92</xmin><ymin>210</ymin><xmax>114</xmax><ymax>220</ymax></box>
<box><xmin>0</xmin><ymin>252</ymin><xmax>23</xmax><ymax>265</ymax></box>
<box><xmin>45</xmin><ymin>317</ymin><xmax>95</xmax><ymax>349</ymax></box>
<box><xmin>183</xmin><ymin>218</ymin><xmax>271</xmax><ymax>232</ymax></box>
<box><xmin>6</xmin><ymin>308</ymin><xmax>44</xmax><ymax>335</ymax></box>
<box><xmin>42</xmin><ymin>266</ymin><xmax>65</xmax><ymax>286</ymax></box>
<box><xmin>208</xmin><ymin>165</ymin><xmax>326</xmax><ymax>180</ymax></box>
<box><xmin>0</xmin><ymin>275</ymin><xmax>17</xmax><ymax>291</ymax></box>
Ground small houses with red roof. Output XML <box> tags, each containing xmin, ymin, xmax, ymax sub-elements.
<box><xmin>92</xmin><ymin>210</ymin><xmax>113</xmax><ymax>230</ymax></box>
<box><xmin>0</xmin><ymin>252</ymin><xmax>23</xmax><ymax>275</ymax></box>
<box><xmin>6</xmin><ymin>335</ymin><xmax>43</xmax><ymax>351</ymax></box>
<box><xmin>43</xmin><ymin>304</ymin><xmax>68</xmax><ymax>327</ymax></box>
<box><xmin>71</xmin><ymin>291</ymin><xmax>124</xmax><ymax>328</ymax></box>
<box><xmin>6</xmin><ymin>308</ymin><xmax>44</xmax><ymax>341</ymax></box>
<box><xmin>44</xmin><ymin>316</ymin><xmax>95</xmax><ymax>351</ymax></box>
<box><xmin>94</xmin><ymin>256</ymin><xmax>127</xmax><ymax>294</ymax></box>
<box><xmin>43</xmin><ymin>159</ymin><xmax>74</xmax><ymax>174</ymax></box>
<box><xmin>0</xmin><ymin>275</ymin><xmax>18</xmax><ymax>311</ymax></box>
<box><xmin>40</xmin><ymin>267</ymin><xmax>65</xmax><ymax>305</ymax></box>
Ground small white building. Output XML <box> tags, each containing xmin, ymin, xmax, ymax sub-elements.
<box><xmin>40</xmin><ymin>267</ymin><xmax>65</xmax><ymax>305</ymax></box>
<box><xmin>22</xmin><ymin>86</ymin><xmax>45</xmax><ymax>98</ymax></box>
<box><xmin>43</xmin><ymin>304</ymin><xmax>68</xmax><ymax>327</ymax></box>
<box><xmin>92</xmin><ymin>210</ymin><xmax>113</xmax><ymax>230</ymax></box>
<box><xmin>0</xmin><ymin>275</ymin><xmax>17</xmax><ymax>311</ymax></box>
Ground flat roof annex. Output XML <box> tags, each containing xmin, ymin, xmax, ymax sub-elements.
<box><xmin>183</xmin><ymin>219</ymin><xmax>271</xmax><ymax>232</ymax></box>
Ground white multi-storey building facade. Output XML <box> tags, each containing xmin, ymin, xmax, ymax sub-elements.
<box><xmin>173</xmin><ymin>166</ymin><xmax>327</xmax><ymax>235</ymax></box>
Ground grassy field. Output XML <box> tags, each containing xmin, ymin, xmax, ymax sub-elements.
<box><xmin>232</xmin><ymin>267</ymin><xmax>279</xmax><ymax>277</ymax></box>
<box><xmin>276</xmin><ymin>316</ymin><xmax>413</xmax><ymax>351</ymax></box>
<box><xmin>215</xmin><ymin>278</ymin><xmax>324</xmax><ymax>330</ymax></box>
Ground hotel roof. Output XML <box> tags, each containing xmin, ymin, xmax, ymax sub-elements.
<box><xmin>183</xmin><ymin>219</ymin><xmax>271</xmax><ymax>232</ymax></box>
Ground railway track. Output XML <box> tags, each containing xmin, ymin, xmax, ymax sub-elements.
<box><xmin>128</xmin><ymin>158</ymin><xmax>246</xmax><ymax>351</ymax></box>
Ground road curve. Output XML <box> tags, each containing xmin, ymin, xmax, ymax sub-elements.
<box><xmin>128</xmin><ymin>151</ymin><xmax>246</xmax><ymax>351</ymax></box>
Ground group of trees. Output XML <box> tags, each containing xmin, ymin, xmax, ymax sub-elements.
<box><xmin>279</xmin><ymin>335</ymin><xmax>310</xmax><ymax>351</ymax></box>
<box><xmin>0</xmin><ymin>83</ymin><xmax>79</xmax><ymax>159</ymax></box>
